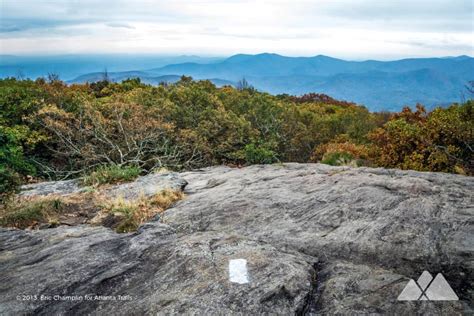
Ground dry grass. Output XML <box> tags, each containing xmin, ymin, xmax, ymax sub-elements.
<box><xmin>1</xmin><ymin>188</ymin><xmax>184</xmax><ymax>233</ymax></box>
<box><xmin>0</xmin><ymin>197</ymin><xmax>65</xmax><ymax>229</ymax></box>
<box><xmin>101</xmin><ymin>189</ymin><xmax>184</xmax><ymax>233</ymax></box>
<box><xmin>0</xmin><ymin>191</ymin><xmax>105</xmax><ymax>229</ymax></box>
<box><xmin>153</xmin><ymin>167</ymin><xmax>170</xmax><ymax>174</ymax></box>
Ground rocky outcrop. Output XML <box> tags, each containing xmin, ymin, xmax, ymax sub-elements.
<box><xmin>1</xmin><ymin>164</ymin><xmax>473</xmax><ymax>315</ymax></box>
<box><xmin>19</xmin><ymin>172</ymin><xmax>187</xmax><ymax>200</ymax></box>
<box><xmin>104</xmin><ymin>172</ymin><xmax>187</xmax><ymax>200</ymax></box>
<box><xmin>19</xmin><ymin>179</ymin><xmax>86</xmax><ymax>197</ymax></box>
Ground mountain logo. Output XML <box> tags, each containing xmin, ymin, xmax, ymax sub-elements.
<box><xmin>397</xmin><ymin>271</ymin><xmax>458</xmax><ymax>301</ymax></box>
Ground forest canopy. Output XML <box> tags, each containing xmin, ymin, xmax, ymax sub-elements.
<box><xmin>1</xmin><ymin>76</ymin><xmax>473</xmax><ymax>197</ymax></box>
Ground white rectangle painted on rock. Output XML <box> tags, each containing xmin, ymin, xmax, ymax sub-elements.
<box><xmin>229</xmin><ymin>259</ymin><xmax>249</xmax><ymax>284</ymax></box>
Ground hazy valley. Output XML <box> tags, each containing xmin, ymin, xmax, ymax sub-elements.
<box><xmin>2</xmin><ymin>53</ymin><xmax>473</xmax><ymax>111</ymax></box>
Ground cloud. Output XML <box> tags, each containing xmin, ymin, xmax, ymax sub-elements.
<box><xmin>0</xmin><ymin>0</ymin><xmax>472</xmax><ymax>58</ymax></box>
<box><xmin>0</xmin><ymin>26</ymin><xmax>22</xmax><ymax>33</ymax></box>
<box><xmin>1</xmin><ymin>19</ymin><xmax>76</xmax><ymax>33</ymax></box>
<box><xmin>106</xmin><ymin>22</ymin><xmax>135</xmax><ymax>29</ymax></box>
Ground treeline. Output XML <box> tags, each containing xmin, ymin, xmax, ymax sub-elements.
<box><xmin>1</xmin><ymin>76</ymin><xmax>472</xmax><ymax>195</ymax></box>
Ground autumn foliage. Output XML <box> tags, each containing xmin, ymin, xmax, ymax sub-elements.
<box><xmin>1</xmin><ymin>77</ymin><xmax>472</xmax><ymax>196</ymax></box>
<box><xmin>369</xmin><ymin>103</ymin><xmax>473</xmax><ymax>174</ymax></box>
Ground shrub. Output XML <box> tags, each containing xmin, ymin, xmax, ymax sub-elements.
<box><xmin>0</xmin><ymin>166</ymin><xmax>22</xmax><ymax>201</ymax></box>
<box><xmin>313</xmin><ymin>140</ymin><xmax>368</xmax><ymax>160</ymax></box>
<box><xmin>312</xmin><ymin>140</ymin><xmax>370</xmax><ymax>167</ymax></box>
<box><xmin>0</xmin><ymin>79</ymin><xmax>49</xmax><ymax>193</ymax></box>
<box><xmin>0</xmin><ymin>124</ymin><xmax>41</xmax><ymax>197</ymax></box>
<box><xmin>0</xmin><ymin>198</ymin><xmax>64</xmax><ymax>229</ymax></box>
<box><xmin>244</xmin><ymin>144</ymin><xmax>278</xmax><ymax>164</ymax></box>
<box><xmin>321</xmin><ymin>152</ymin><xmax>355</xmax><ymax>166</ymax></box>
<box><xmin>2</xmin><ymin>77</ymin><xmax>471</xmax><ymax>183</ymax></box>
<box><xmin>32</xmin><ymin>100</ymin><xmax>180</xmax><ymax>176</ymax></box>
<box><xmin>82</xmin><ymin>165</ymin><xmax>141</xmax><ymax>187</ymax></box>
<box><xmin>369</xmin><ymin>102</ymin><xmax>473</xmax><ymax>175</ymax></box>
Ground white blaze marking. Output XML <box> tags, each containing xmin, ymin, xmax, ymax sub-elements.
<box><xmin>229</xmin><ymin>259</ymin><xmax>249</xmax><ymax>284</ymax></box>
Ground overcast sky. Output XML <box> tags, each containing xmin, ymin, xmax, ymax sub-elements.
<box><xmin>0</xmin><ymin>0</ymin><xmax>473</xmax><ymax>59</ymax></box>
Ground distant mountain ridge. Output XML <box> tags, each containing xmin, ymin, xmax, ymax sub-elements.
<box><xmin>148</xmin><ymin>53</ymin><xmax>472</xmax><ymax>77</ymax></box>
<box><xmin>0</xmin><ymin>55</ymin><xmax>223</xmax><ymax>82</ymax></box>
<box><xmin>70</xmin><ymin>72</ymin><xmax>235</xmax><ymax>87</ymax></box>
<box><xmin>10</xmin><ymin>53</ymin><xmax>474</xmax><ymax>111</ymax></box>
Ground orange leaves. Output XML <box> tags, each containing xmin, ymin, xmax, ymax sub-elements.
<box><xmin>368</xmin><ymin>102</ymin><xmax>473</xmax><ymax>175</ymax></box>
<box><xmin>312</xmin><ymin>139</ymin><xmax>369</xmax><ymax>163</ymax></box>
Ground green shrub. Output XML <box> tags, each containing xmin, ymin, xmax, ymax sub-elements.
<box><xmin>0</xmin><ymin>125</ymin><xmax>38</xmax><ymax>196</ymax></box>
<box><xmin>0</xmin><ymin>166</ymin><xmax>22</xmax><ymax>200</ymax></box>
<box><xmin>321</xmin><ymin>152</ymin><xmax>354</xmax><ymax>166</ymax></box>
<box><xmin>82</xmin><ymin>165</ymin><xmax>141</xmax><ymax>187</ymax></box>
<box><xmin>0</xmin><ymin>79</ymin><xmax>47</xmax><ymax>195</ymax></box>
<box><xmin>244</xmin><ymin>144</ymin><xmax>278</xmax><ymax>164</ymax></box>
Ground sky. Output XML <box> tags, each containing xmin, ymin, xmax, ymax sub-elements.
<box><xmin>0</xmin><ymin>0</ymin><xmax>473</xmax><ymax>59</ymax></box>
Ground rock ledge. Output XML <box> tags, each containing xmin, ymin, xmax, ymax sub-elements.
<box><xmin>1</xmin><ymin>164</ymin><xmax>472</xmax><ymax>315</ymax></box>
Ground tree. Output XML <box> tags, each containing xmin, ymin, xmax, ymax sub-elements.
<box><xmin>31</xmin><ymin>99</ymin><xmax>187</xmax><ymax>176</ymax></box>
<box><xmin>47</xmin><ymin>72</ymin><xmax>60</xmax><ymax>83</ymax></box>
<box><xmin>15</xmin><ymin>69</ymin><xmax>25</xmax><ymax>80</ymax></box>
<box><xmin>102</xmin><ymin>68</ymin><xmax>110</xmax><ymax>82</ymax></box>
<box><xmin>236</xmin><ymin>78</ymin><xmax>254</xmax><ymax>91</ymax></box>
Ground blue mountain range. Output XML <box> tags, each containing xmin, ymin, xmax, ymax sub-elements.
<box><xmin>1</xmin><ymin>53</ymin><xmax>472</xmax><ymax>111</ymax></box>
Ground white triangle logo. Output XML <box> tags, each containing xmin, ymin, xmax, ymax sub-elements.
<box><xmin>425</xmin><ymin>274</ymin><xmax>459</xmax><ymax>300</ymax></box>
<box><xmin>397</xmin><ymin>271</ymin><xmax>458</xmax><ymax>301</ymax></box>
